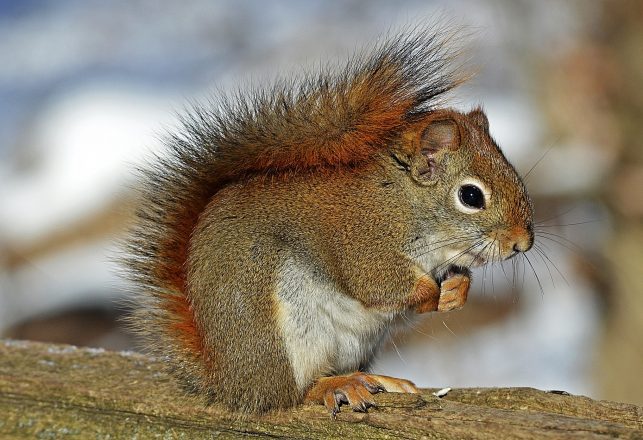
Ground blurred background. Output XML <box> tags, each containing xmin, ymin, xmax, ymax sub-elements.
<box><xmin>0</xmin><ymin>0</ymin><xmax>641</xmax><ymax>405</ymax></box>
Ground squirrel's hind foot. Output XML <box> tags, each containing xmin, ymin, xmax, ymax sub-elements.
<box><xmin>304</xmin><ymin>372</ymin><xmax>418</xmax><ymax>418</ymax></box>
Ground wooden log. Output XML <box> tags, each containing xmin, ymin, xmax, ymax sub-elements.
<box><xmin>0</xmin><ymin>339</ymin><xmax>641</xmax><ymax>439</ymax></box>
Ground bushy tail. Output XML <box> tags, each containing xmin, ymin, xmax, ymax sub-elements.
<box><xmin>121</xmin><ymin>26</ymin><xmax>465</xmax><ymax>392</ymax></box>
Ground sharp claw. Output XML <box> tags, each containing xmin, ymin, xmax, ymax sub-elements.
<box><xmin>329</xmin><ymin>395</ymin><xmax>340</xmax><ymax>417</ymax></box>
<box><xmin>355</xmin><ymin>375</ymin><xmax>385</xmax><ymax>394</ymax></box>
<box><xmin>322</xmin><ymin>389</ymin><xmax>341</xmax><ymax>416</ymax></box>
<box><xmin>308</xmin><ymin>373</ymin><xmax>414</xmax><ymax>417</ymax></box>
<box><xmin>353</xmin><ymin>401</ymin><xmax>367</xmax><ymax>413</ymax></box>
<box><xmin>361</xmin><ymin>382</ymin><xmax>380</xmax><ymax>394</ymax></box>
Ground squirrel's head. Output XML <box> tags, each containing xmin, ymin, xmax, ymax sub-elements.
<box><xmin>391</xmin><ymin>107</ymin><xmax>533</xmax><ymax>273</ymax></box>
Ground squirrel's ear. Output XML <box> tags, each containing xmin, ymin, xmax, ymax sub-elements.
<box><xmin>410</xmin><ymin>117</ymin><xmax>461</xmax><ymax>183</ymax></box>
<box><xmin>391</xmin><ymin>113</ymin><xmax>463</xmax><ymax>184</ymax></box>
<box><xmin>391</xmin><ymin>116</ymin><xmax>462</xmax><ymax>185</ymax></box>
<box><xmin>420</xmin><ymin>118</ymin><xmax>461</xmax><ymax>154</ymax></box>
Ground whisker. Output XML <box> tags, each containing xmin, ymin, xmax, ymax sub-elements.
<box><xmin>532</xmin><ymin>245</ymin><xmax>555</xmax><ymax>287</ymax></box>
<box><xmin>387</xmin><ymin>326</ymin><xmax>407</xmax><ymax>364</ymax></box>
<box><xmin>524</xmin><ymin>253</ymin><xmax>544</xmax><ymax>299</ymax></box>
<box><xmin>537</xmin><ymin>233</ymin><xmax>586</xmax><ymax>255</ymax></box>
<box><xmin>406</xmin><ymin>236</ymin><xmax>468</xmax><ymax>256</ymax></box>
<box><xmin>535</xmin><ymin>220</ymin><xmax>598</xmax><ymax>228</ymax></box>
<box><xmin>433</xmin><ymin>240</ymin><xmax>485</xmax><ymax>274</ymax></box>
<box><xmin>406</xmin><ymin>234</ymin><xmax>480</xmax><ymax>251</ymax></box>
<box><xmin>476</xmin><ymin>241</ymin><xmax>494</xmax><ymax>297</ymax></box>
<box><xmin>412</xmin><ymin>239</ymin><xmax>479</xmax><ymax>260</ymax></box>
<box><xmin>407</xmin><ymin>235</ymin><xmax>481</xmax><ymax>259</ymax></box>
<box><xmin>399</xmin><ymin>312</ymin><xmax>437</xmax><ymax>339</ymax></box>
<box><xmin>483</xmin><ymin>238</ymin><xmax>496</xmax><ymax>294</ymax></box>
<box><xmin>491</xmin><ymin>233</ymin><xmax>502</xmax><ymax>294</ymax></box>
<box><xmin>520</xmin><ymin>254</ymin><xmax>527</xmax><ymax>294</ymax></box>
<box><xmin>499</xmin><ymin>259</ymin><xmax>510</xmax><ymax>284</ymax></box>
<box><xmin>535</xmin><ymin>238</ymin><xmax>553</xmax><ymax>253</ymax></box>
<box><xmin>468</xmin><ymin>239</ymin><xmax>492</xmax><ymax>269</ymax></box>
<box><xmin>511</xmin><ymin>256</ymin><xmax>518</xmax><ymax>298</ymax></box>
<box><xmin>534</xmin><ymin>206</ymin><xmax>578</xmax><ymax>225</ymax></box>
<box><xmin>434</xmin><ymin>244</ymin><xmax>475</xmax><ymax>272</ymax></box>
<box><xmin>442</xmin><ymin>320</ymin><xmax>457</xmax><ymax>337</ymax></box>
<box><xmin>484</xmin><ymin>256</ymin><xmax>491</xmax><ymax>296</ymax></box>
<box><xmin>534</xmin><ymin>241</ymin><xmax>570</xmax><ymax>287</ymax></box>
<box><xmin>536</xmin><ymin>233</ymin><xmax>601</xmax><ymax>276</ymax></box>
<box><xmin>523</xmin><ymin>145</ymin><xmax>553</xmax><ymax>181</ymax></box>
<box><xmin>495</xmin><ymin>236</ymin><xmax>511</xmax><ymax>283</ymax></box>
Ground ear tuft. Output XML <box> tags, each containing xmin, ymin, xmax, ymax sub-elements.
<box><xmin>421</xmin><ymin>118</ymin><xmax>461</xmax><ymax>153</ymax></box>
<box><xmin>467</xmin><ymin>107</ymin><xmax>489</xmax><ymax>132</ymax></box>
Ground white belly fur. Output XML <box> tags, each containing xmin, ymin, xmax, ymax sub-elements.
<box><xmin>275</xmin><ymin>258</ymin><xmax>395</xmax><ymax>392</ymax></box>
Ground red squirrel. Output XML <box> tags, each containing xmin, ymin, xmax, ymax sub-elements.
<box><xmin>122</xmin><ymin>30</ymin><xmax>534</xmax><ymax>416</ymax></box>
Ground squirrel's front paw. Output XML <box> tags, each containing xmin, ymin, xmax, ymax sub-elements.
<box><xmin>304</xmin><ymin>372</ymin><xmax>417</xmax><ymax>418</ymax></box>
<box><xmin>411</xmin><ymin>268</ymin><xmax>470</xmax><ymax>313</ymax></box>
<box><xmin>410</xmin><ymin>274</ymin><xmax>441</xmax><ymax>313</ymax></box>
<box><xmin>437</xmin><ymin>270</ymin><xmax>470</xmax><ymax>312</ymax></box>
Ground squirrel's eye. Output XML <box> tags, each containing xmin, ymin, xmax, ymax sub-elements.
<box><xmin>459</xmin><ymin>184</ymin><xmax>485</xmax><ymax>210</ymax></box>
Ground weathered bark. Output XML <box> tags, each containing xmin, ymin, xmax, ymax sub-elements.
<box><xmin>0</xmin><ymin>339</ymin><xmax>641</xmax><ymax>439</ymax></box>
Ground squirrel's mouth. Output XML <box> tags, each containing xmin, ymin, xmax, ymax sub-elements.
<box><xmin>436</xmin><ymin>265</ymin><xmax>471</xmax><ymax>285</ymax></box>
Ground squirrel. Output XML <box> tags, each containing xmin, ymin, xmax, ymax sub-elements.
<box><xmin>122</xmin><ymin>29</ymin><xmax>534</xmax><ymax>416</ymax></box>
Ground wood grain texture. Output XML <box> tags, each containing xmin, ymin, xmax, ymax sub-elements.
<box><xmin>1</xmin><ymin>339</ymin><xmax>641</xmax><ymax>439</ymax></box>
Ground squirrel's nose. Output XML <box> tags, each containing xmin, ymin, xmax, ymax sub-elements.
<box><xmin>511</xmin><ymin>225</ymin><xmax>534</xmax><ymax>253</ymax></box>
<box><xmin>513</xmin><ymin>242</ymin><xmax>528</xmax><ymax>253</ymax></box>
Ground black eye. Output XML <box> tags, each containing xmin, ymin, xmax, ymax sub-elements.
<box><xmin>459</xmin><ymin>184</ymin><xmax>485</xmax><ymax>209</ymax></box>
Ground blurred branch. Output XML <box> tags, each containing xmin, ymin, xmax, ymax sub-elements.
<box><xmin>2</xmin><ymin>195</ymin><xmax>135</xmax><ymax>271</ymax></box>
